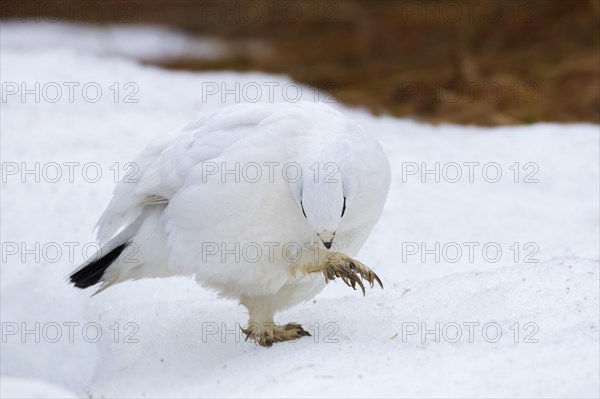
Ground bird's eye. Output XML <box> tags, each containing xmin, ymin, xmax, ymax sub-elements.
<box><xmin>341</xmin><ymin>196</ymin><xmax>347</xmax><ymax>217</ymax></box>
<box><xmin>300</xmin><ymin>201</ymin><xmax>307</xmax><ymax>218</ymax></box>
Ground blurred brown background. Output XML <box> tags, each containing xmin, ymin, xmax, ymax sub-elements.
<box><xmin>3</xmin><ymin>0</ymin><xmax>599</xmax><ymax>125</ymax></box>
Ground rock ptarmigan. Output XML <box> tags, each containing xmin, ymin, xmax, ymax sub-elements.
<box><xmin>70</xmin><ymin>101</ymin><xmax>391</xmax><ymax>346</ymax></box>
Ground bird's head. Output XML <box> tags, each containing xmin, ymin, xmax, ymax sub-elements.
<box><xmin>291</xmin><ymin>164</ymin><xmax>353</xmax><ymax>250</ymax></box>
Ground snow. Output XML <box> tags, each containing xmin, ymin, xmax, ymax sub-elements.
<box><xmin>1</xmin><ymin>23</ymin><xmax>599</xmax><ymax>398</ymax></box>
<box><xmin>0</xmin><ymin>22</ymin><xmax>227</xmax><ymax>62</ymax></box>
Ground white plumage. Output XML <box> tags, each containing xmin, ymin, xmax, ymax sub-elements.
<box><xmin>72</xmin><ymin>101</ymin><xmax>390</xmax><ymax>346</ymax></box>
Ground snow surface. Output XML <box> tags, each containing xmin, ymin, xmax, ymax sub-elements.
<box><xmin>1</xmin><ymin>22</ymin><xmax>227</xmax><ymax>62</ymax></box>
<box><xmin>1</xmin><ymin>23</ymin><xmax>599</xmax><ymax>398</ymax></box>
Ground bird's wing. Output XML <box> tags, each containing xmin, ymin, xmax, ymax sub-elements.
<box><xmin>95</xmin><ymin>104</ymin><xmax>279</xmax><ymax>244</ymax></box>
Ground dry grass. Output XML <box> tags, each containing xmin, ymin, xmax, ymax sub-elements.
<box><xmin>5</xmin><ymin>0</ymin><xmax>599</xmax><ymax>125</ymax></box>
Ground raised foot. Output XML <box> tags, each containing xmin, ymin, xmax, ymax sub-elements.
<box><xmin>241</xmin><ymin>322</ymin><xmax>311</xmax><ymax>347</ymax></box>
<box><xmin>320</xmin><ymin>252</ymin><xmax>383</xmax><ymax>295</ymax></box>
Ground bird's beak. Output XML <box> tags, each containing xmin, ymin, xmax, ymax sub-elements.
<box><xmin>318</xmin><ymin>231</ymin><xmax>336</xmax><ymax>250</ymax></box>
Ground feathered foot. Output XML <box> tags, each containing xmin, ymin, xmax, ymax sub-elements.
<box><xmin>241</xmin><ymin>322</ymin><xmax>311</xmax><ymax>347</ymax></box>
<box><xmin>307</xmin><ymin>252</ymin><xmax>383</xmax><ymax>295</ymax></box>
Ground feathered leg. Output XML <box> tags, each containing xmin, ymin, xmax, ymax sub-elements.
<box><xmin>240</xmin><ymin>295</ymin><xmax>310</xmax><ymax>347</ymax></box>
<box><xmin>292</xmin><ymin>249</ymin><xmax>383</xmax><ymax>296</ymax></box>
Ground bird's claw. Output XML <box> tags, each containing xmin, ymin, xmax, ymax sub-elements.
<box><xmin>241</xmin><ymin>322</ymin><xmax>311</xmax><ymax>347</ymax></box>
<box><xmin>322</xmin><ymin>253</ymin><xmax>383</xmax><ymax>295</ymax></box>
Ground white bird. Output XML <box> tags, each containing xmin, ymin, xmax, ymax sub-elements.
<box><xmin>70</xmin><ymin>101</ymin><xmax>391</xmax><ymax>346</ymax></box>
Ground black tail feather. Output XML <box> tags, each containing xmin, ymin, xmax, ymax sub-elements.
<box><xmin>70</xmin><ymin>243</ymin><xmax>128</xmax><ymax>289</ymax></box>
